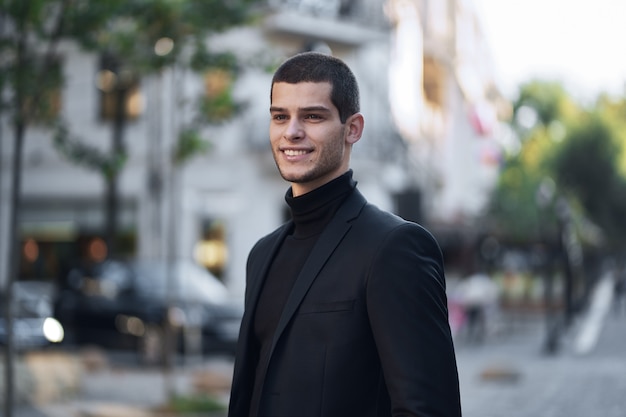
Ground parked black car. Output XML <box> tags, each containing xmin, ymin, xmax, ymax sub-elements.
<box><xmin>0</xmin><ymin>281</ymin><xmax>65</xmax><ymax>351</ymax></box>
<box><xmin>54</xmin><ymin>259</ymin><xmax>242</xmax><ymax>364</ymax></box>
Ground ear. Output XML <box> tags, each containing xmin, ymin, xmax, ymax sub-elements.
<box><xmin>345</xmin><ymin>113</ymin><xmax>364</xmax><ymax>145</ymax></box>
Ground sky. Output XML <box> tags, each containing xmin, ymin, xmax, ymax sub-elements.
<box><xmin>476</xmin><ymin>0</ymin><xmax>626</xmax><ymax>101</ymax></box>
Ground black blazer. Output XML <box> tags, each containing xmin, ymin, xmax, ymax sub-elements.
<box><xmin>228</xmin><ymin>189</ymin><xmax>461</xmax><ymax>417</ymax></box>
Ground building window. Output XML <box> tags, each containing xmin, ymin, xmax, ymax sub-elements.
<box><xmin>423</xmin><ymin>56</ymin><xmax>446</xmax><ymax>108</ymax></box>
<box><xmin>96</xmin><ymin>54</ymin><xmax>142</xmax><ymax>121</ymax></box>
<box><xmin>194</xmin><ymin>219</ymin><xmax>228</xmax><ymax>280</ymax></box>
<box><xmin>201</xmin><ymin>68</ymin><xmax>238</xmax><ymax>122</ymax></box>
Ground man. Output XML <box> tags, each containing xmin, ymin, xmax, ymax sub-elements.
<box><xmin>228</xmin><ymin>52</ymin><xmax>461</xmax><ymax>417</ymax></box>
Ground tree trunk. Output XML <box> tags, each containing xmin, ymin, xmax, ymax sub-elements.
<box><xmin>4</xmin><ymin>6</ymin><xmax>29</xmax><ymax>411</ymax></box>
<box><xmin>105</xmin><ymin>86</ymin><xmax>127</xmax><ymax>258</ymax></box>
<box><xmin>4</xmin><ymin>119</ymin><xmax>25</xmax><ymax>417</ymax></box>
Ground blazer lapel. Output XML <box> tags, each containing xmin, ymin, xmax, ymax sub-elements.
<box><xmin>269</xmin><ymin>190</ymin><xmax>367</xmax><ymax>355</ymax></box>
<box><xmin>236</xmin><ymin>222</ymin><xmax>292</xmax><ymax>366</ymax></box>
<box><xmin>246</xmin><ymin>223</ymin><xmax>293</xmax><ymax>310</ymax></box>
<box><xmin>231</xmin><ymin>222</ymin><xmax>293</xmax><ymax>416</ymax></box>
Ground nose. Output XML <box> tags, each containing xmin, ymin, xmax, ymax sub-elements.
<box><xmin>284</xmin><ymin>118</ymin><xmax>304</xmax><ymax>140</ymax></box>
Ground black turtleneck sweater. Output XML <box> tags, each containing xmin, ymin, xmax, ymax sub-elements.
<box><xmin>250</xmin><ymin>170</ymin><xmax>357</xmax><ymax>407</ymax></box>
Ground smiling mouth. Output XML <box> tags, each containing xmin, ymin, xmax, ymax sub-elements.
<box><xmin>283</xmin><ymin>149</ymin><xmax>309</xmax><ymax>156</ymax></box>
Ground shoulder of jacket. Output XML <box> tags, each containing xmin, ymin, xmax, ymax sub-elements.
<box><xmin>360</xmin><ymin>203</ymin><xmax>438</xmax><ymax>240</ymax></box>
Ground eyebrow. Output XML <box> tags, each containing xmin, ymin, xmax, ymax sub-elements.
<box><xmin>269</xmin><ymin>105</ymin><xmax>333</xmax><ymax>113</ymax></box>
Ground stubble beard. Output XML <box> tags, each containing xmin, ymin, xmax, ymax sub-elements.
<box><xmin>275</xmin><ymin>129</ymin><xmax>347</xmax><ymax>185</ymax></box>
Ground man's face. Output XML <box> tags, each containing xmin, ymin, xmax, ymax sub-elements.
<box><xmin>270</xmin><ymin>81</ymin><xmax>356</xmax><ymax>196</ymax></box>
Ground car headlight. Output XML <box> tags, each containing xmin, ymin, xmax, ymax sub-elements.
<box><xmin>42</xmin><ymin>317</ymin><xmax>64</xmax><ymax>343</ymax></box>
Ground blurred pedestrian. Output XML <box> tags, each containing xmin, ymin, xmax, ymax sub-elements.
<box><xmin>456</xmin><ymin>267</ymin><xmax>500</xmax><ymax>344</ymax></box>
<box><xmin>228</xmin><ymin>52</ymin><xmax>461</xmax><ymax>417</ymax></box>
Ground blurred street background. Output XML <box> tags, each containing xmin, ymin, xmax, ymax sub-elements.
<box><xmin>7</xmin><ymin>274</ymin><xmax>626</xmax><ymax>417</ymax></box>
<box><xmin>2</xmin><ymin>0</ymin><xmax>626</xmax><ymax>416</ymax></box>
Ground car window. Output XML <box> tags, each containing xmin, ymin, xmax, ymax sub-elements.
<box><xmin>67</xmin><ymin>260</ymin><xmax>132</xmax><ymax>298</ymax></box>
<box><xmin>3</xmin><ymin>282</ymin><xmax>55</xmax><ymax>318</ymax></box>
<box><xmin>131</xmin><ymin>261</ymin><xmax>229</xmax><ymax>304</ymax></box>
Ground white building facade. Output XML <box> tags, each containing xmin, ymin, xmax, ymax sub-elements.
<box><xmin>0</xmin><ymin>0</ymin><xmax>508</xmax><ymax>295</ymax></box>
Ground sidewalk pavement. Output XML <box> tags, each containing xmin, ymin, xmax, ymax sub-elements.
<box><xmin>11</xmin><ymin>274</ymin><xmax>626</xmax><ymax>417</ymax></box>
<box><xmin>455</xmin><ymin>273</ymin><xmax>626</xmax><ymax>417</ymax></box>
<box><xmin>10</xmin><ymin>350</ymin><xmax>234</xmax><ymax>417</ymax></box>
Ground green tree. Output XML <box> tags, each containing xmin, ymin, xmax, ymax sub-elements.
<box><xmin>596</xmin><ymin>94</ymin><xmax>626</xmax><ymax>176</ymax></box>
<box><xmin>512</xmin><ymin>80</ymin><xmax>579</xmax><ymax>129</ymax></box>
<box><xmin>1</xmin><ymin>2</ymin><xmax>113</xmax><ymax>414</ymax></box>
<box><xmin>0</xmin><ymin>1</ymin><xmax>258</xmax><ymax>413</ymax></box>
<box><xmin>486</xmin><ymin>81</ymin><xmax>582</xmax><ymax>244</ymax></box>
<box><xmin>54</xmin><ymin>0</ymin><xmax>257</xmax><ymax>256</ymax></box>
<box><xmin>549</xmin><ymin>112</ymin><xmax>626</xmax><ymax>247</ymax></box>
<box><xmin>487</xmin><ymin>80</ymin><xmax>626</xmax><ymax>248</ymax></box>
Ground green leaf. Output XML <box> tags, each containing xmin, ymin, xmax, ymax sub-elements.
<box><xmin>53</xmin><ymin>121</ymin><xmax>127</xmax><ymax>179</ymax></box>
<box><xmin>172</xmin><ymin>128</ymin><xmax>211</xmax><ymax>166</ymax></box>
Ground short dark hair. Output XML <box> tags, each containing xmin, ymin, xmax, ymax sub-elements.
<box><xmin>271</xmin><ymin>52</ymin><xmax>360</xmax><ymax>123</ymax></box>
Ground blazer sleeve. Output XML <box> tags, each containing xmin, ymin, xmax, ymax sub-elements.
<box><xmin>366</xmin><ymin>222</ymin><xmax>462</xmax><ymax>417</ymax></box>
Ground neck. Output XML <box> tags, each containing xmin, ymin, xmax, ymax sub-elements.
<box><xmin>290</xmin><ymin>168</ymin><xmax>351</xmax><ymax>197</ymax></box>
<box><xmin>285</xmin><ymin>170</ymin><xmax>356</xmax><ymax>238</ymax></box>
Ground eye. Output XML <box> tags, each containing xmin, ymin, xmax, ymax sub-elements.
<box><xmin>305</xmin><ymin>114</ymin><xmax>323</xmax><ymax>120</ymax></box>
<box><xmin>272</xmin><ymin>114</ymin><xmax>287</xmax><ymax>121</ymax></box>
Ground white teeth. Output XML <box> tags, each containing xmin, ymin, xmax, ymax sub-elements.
<box><xmin>284</xmin><ymin>149</ymin><xmax>308</xmax><ymax>156</ymax></box>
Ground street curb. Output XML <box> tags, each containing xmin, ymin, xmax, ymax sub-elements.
<box><xmin>79</xmin><ymin>404</ymin><xmax>227</xmax><ymax>417</ymax></box>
